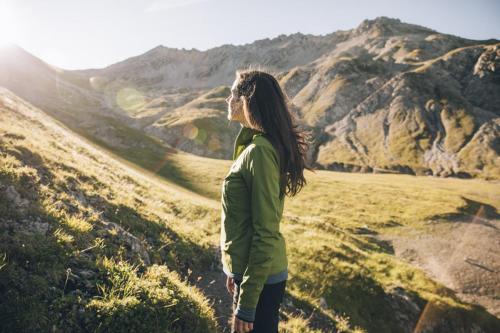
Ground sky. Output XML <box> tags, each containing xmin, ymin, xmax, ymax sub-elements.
<box><xmin>1</xmin><ymin>0</ymin><xmax>499</xmax><ymax>70</ymax></box>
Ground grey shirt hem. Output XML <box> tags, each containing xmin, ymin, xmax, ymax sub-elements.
<box><xmin>223</xmin><ymin>266</ymin><xmax>288</xmax><ymax>284</ymax></box>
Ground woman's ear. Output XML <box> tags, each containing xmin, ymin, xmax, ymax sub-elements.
<box><xmin>241</xmin><ymin>96</ymin><xmax>254</xmax><ymax>128</ymax></box>
<box><xmin>241</xmin><ymin>96</ymin><xmax>249</xmax><ymax>114</ymax></box>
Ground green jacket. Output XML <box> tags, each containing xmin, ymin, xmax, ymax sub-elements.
<box><xmin>220</xmin><ymin>124</ymin><xmax>288</xmax><ymax>322</ymax></box>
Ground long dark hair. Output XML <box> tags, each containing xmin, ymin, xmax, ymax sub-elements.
<box><xmin>234</xmin><ymin>68</ymin><xmax>315</xmax><ymax>199</ymax></box>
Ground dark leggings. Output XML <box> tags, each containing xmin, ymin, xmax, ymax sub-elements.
<box><xmin>231</xmin><ymin>279</ymin><xmax>287</xmax><ymax>333</ymax></box>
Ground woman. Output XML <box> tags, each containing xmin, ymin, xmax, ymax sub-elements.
<box><xmin>220</xmin><ymin>68</ymin><xmax>312</xmax><ymax>333</ymax></box>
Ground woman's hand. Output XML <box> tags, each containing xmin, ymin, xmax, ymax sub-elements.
<box><xmin>233</xmin><ymin>315</ymin><xmax>253</xmax><ymax>333</ymax></box>
<box><xmin>227</xmin><ymin>277</ymin><xmax>253</xmax><ymax>332</ymax></box>
<box><xmin>226</xmin><ymin>276</ymin><xmax>235</xmax><ymax>294</ymax></box>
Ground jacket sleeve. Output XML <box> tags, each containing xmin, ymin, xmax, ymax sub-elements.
<box><xmin>235</xmin><ymin>144</ymin><xmax>281</xmax><ymax>322</ymax></box>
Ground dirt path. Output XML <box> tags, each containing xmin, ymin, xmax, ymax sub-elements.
<box><xmin>193</xmin><ymin>269</ymin><xmax>236</xmax><ymax>332</ymax></box>
<box><xmin>377</xmin><ymin>215</ymin><xmax>500</xmax><ymax>318</ymax></box>
<box><xmin>192</xmin><ymin>267</ymin><xmax>336</xmax><ymax>333</ymax></box>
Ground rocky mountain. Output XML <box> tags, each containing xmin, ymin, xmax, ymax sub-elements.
<box><xmin>0</xmin><ymin>44</ymin><xmax>146</xmax><ymax>153</ymax></box>
<box><xmin>75</xmin><ymin>17</ymin><xmax>478</xmax><ymax>91</ymax></box>
<box><xmin>284</xmin><ymin>43</ymin><xmax>500</xmax><ymax>178</ymax></box>
<box><xmin>0</xmin><ymin>16</ymin><xmax>498</xmax><ymax>180</ymax></box>
<box><xmin>276</xmin><ymin>19</ymin><xmax>499</xmax><ymax>179</ymax></box>
<box><xmin>76</xmin><ymin>32</ymin><xmax>343</xmax><ymax>91</ymax></box>
<box><xmin>0</xmin><ymin>44</ymin><xmax>109</xmax><ymax>121</ymax></box>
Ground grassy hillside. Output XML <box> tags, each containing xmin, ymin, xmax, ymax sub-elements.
<box><xmin>1</xmin><ymin>88</ymin><xmax>499</xmax><ymax>332</ymax></box>
<box><xmin>67</xmin><ymin>113</ymin><xmax>229</xmax><ymax>201</ymax></box>
<box><xmin>0</xmin><ymin>89</ymin><xmax>220</xmax><ymax>332</ymax></box>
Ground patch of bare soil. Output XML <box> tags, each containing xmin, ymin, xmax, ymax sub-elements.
<box><xmin>377</xmin><ymin>213</ymin><xmax>500</xmax><ymax>318</ymax></box>
<box><xmin>193</xmin><ymin>269</ymin><xmax>235</xmax><ymax>332</ymax></box>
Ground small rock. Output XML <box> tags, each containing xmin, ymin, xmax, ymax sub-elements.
<box><xmin>319</xmin><ymin>297</ymin><xmax>328</xmax><ymax>309</ymax></box>
<box><xmin>5</xmin><ymin>185</ymin><xmax>30</xmax><ymax>208</ymax></box>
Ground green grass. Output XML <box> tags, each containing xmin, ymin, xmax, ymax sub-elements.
<box><xmin>1</xmin><ymin>89</ymin><xmax>499</xmax><ymax>332</ymax></box>
<box><xmin>0</xmin><ymin>92</ymin><xmax>220</xmax><ymax>332</ymax></box>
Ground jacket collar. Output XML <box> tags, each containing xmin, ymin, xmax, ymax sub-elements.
<box><xmin>232</xmin><ymin>124</ymin><xmax>263</xmax><ymax>160</ymax></box>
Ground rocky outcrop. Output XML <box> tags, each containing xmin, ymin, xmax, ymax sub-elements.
<box><xmin>311</xmin><ymin>43</ymin><xmax>499</xmax><ymax>179</ymax></box>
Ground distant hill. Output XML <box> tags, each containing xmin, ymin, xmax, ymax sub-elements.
<box><xmin>0</xmin><ymin>16</ymin><xmax>498</xmax><ymax>178</ymax></box>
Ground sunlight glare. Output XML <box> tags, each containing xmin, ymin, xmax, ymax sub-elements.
<box><xmin>0</xmin><ymin>3</ymin><xmax>16</xmax><ymax>46</ymax></box>
<box><xmin>116</xmin><ymin>87</ymin><xmax>146</xmax><ymax>113</ymax></box>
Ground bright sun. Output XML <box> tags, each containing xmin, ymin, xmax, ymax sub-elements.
<box><xmin>0</xmin><ymin>4</ymin><xmax>16</xmax><ymax>46</ymax></box>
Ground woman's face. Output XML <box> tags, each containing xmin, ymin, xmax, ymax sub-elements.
<box><xmin>226</xmin><ymin>79</ymin><xmax>245</xmax><ymax>124</ymax></box>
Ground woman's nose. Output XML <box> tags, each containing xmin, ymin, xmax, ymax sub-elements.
<box><xmin>225</xmin><ymin>96</ymin><xmax>230</xmax><ymax>103</ymax></box>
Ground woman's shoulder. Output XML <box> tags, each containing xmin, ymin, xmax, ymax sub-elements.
<box><xmin>240</xmin><ymin>137</ymin><xmax>279</xmax><ymax>168</ymax></box>
<box><xmin>244</xmin><ymin>136</ymin><xmax>276</xmax><ymax>155</ymax></box>
<box><xmin>251</xmin><ymin>134</ymin><xmax>276</xmax><ymax>151</ymax></box>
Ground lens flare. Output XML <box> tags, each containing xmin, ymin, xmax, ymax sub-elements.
<box><xmin>412</xmin><ymin>204</ymin><xmax>488</xmax><ymax>332</ymax></box>
<box><xmin>116</xmin><ymin>87</ymin><xmax>146</xmax><ymax>113</ymax></box>
<box><xmin>208</xmin><ymin>136</ymin><xmax>221</xmax><ymax>151</ymax></box>
<box><xmin>183</xmin><ymin>124</ymin><xmax>198</xmax><ymax>140</ymax></box>
<box><xmin>194</xmin><ymin>127</ymin><xmax>207</xmax><ymax>143</ymax></box>
<box><xmin>89</xmin><ymin>76</ymin><xmax>107</xmax><ymax>91</ymax></box>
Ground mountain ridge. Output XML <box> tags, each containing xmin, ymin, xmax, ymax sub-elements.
<box><xmin>0</xmin><ymin>16</ymin><xmax>498</xmax><ymax>180</ymax></box>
